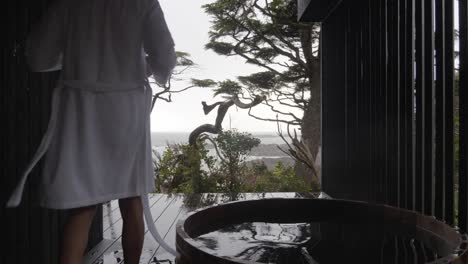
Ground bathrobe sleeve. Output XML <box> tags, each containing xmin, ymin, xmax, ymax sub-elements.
<box><xmin>25</xmin><ymin>1</ymin><xmax>64</xmax><ymax>72</ymax></box>
<box><xmin>143</xmin><ymin>0</ymin><xmax>177</xmax><ymax>85</ymax></box>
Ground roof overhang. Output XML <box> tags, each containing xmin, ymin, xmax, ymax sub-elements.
<box><xmin>297</xmin><ymin>0</ymin><xmax>343</xmax><ymax>22</ymax></box>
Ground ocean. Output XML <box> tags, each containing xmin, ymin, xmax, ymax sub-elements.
<box><xmin>151</xmin><ymin>132</ymin><xmax>295</xmax><ymax>167</ymax></box>
<box><xmin>151</xmin><ymin>131</ymin><xmax>288</xmax><ymax>147</ymax></box>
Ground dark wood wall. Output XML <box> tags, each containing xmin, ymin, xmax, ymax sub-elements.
<box><xmin>319</xmin><ymin>0</ymin><xmax>468</xmax><ymax>232</ymax></box>
<box><xmin>459</xmin><ymin>0</ymin><xmax>468</xmax><ymax>237</ymax></box>
<box><xmin>1</xmin><ymin>1</ymin><xmax>102</xmax><ymax>263</ymax></box>
<box><xmin>298</xmin><ymin>0</ymin><xmax>341</xmax><ymax>21</ymax></box>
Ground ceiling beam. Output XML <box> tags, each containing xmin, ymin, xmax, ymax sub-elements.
<box><xmin>298</xmin><ymin>0</ymin><xmax>343</xmax><ymax>22</ymax></box>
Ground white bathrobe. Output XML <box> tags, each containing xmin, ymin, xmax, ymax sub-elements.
<box><xmin>7</xmin><ymin>0</ymin><xmax>179</xmax><ymax>257</ymax></box>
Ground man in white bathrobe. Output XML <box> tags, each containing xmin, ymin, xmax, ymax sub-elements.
<box><xmin>7</xmin><ymin>0</ymin><xmax>177</xmax><ymax>263</ymax></box>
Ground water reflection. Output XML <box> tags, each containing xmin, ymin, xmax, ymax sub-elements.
<box><xmin>196</xmin><ymin>221</ymin><xmax>442</xmax><ymax>264</ymax></box>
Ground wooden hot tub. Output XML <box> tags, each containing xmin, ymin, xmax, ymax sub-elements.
<box><xmin>175</xmin><ymin>198</ymin><xmax>468</xmax><ymax>263</ymax></box>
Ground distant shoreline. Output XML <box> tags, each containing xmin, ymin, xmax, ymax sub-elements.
<box><xmin>150</xmin><ymin>132</ymin><xmax>296</xmax><ymax>168</ymax></box>
<box><xmin>151</xmin><ymin>131</ymin><xmax>299</xmax><ymax>148</ymax></box>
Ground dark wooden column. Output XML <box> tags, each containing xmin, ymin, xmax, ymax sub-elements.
<box><xmin>300</xmin><ymin>0</ymin><xmax>460</xmax><ymax>229</ymax></box>
<box><xmin>459</xmin><ymin>0</ymin><xmax>468</xmax><ymax>233</ymax></box>
<box><xmin>320</xmin><ymin>1</ymin><xmax>350</xmax><ymax>199</ymax></box>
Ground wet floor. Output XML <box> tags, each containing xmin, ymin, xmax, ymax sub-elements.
<box><xmin>84</xmin><ymin>192</ymin><xmax>322</xmax><ymax>264</ymax></box>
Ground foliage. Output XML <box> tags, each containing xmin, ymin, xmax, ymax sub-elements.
<box><xmin>175</xmin><ymin>51</ymin><xmax>195</xmax><ymax>67</ymax></box>
<box><xmin>215</xmin><ymin>129</ymin><xmax>261</xmax><ymax>192</ymax></box>
<box><xmin>202</xmin><ymin>0</ymin><xmax>323</xmax><ymax>183</ymax></box>
<box><xmin>215</xmin><ymin>130</ymin><xmax>261</xmax><ymax>163</ymax></box>
<box><xmin>154</xmin><ymin>130</ymin><xmax>318</xmax><ymax>194</ymax></box>
<box><xmin>244</xmin><ymin>161</ymin><xmax>316</xmax><ymax>192</ymax></box>
<box><xmin>202</xmin><ymin>0</ymin><xmax>321</xmax><ymax>126</ymax></box>
<box><xmin>454</xmin><ymin>44</ymin><xmax>460</xmax><ymax>225</ymax></box>
<box><xmin>155</xmin><ymin>141</ymin><xmax>218</xmax><ymax>193</ymax></box>
<box><xmin>213</xmin><ymin>80</ymin><xmax>243</xmax><ymax>96</ymax></box>
<box><xmin>190</xmin><ymin>78</ymin><xmax>217</xmax><ymax>88</ymax></box>
<box><xmin>455</xmin><ymin>69</ymin><xmax>460</xmax><ymax>179</ymax></box>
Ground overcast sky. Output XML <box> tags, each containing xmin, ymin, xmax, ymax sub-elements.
<box><xmin>151</xmin><ymin>0</ymin><xmax>461</xmax><ymax>133</ymax></box>
<box><xmin>150</xmin><ymin>0</ymin><xmax>302</xmax><ymax>133</ymax></box>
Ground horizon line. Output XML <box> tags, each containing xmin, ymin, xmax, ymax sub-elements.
<box><xmin>150</xmin><ymin>131</ymin><xmax>298</xmax><ymax>134</ymax></box>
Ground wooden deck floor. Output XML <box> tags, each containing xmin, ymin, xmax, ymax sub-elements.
<box><xmin>83</xmin><ymin>192</ymin><xmax>327</xmax><ymax>264</ymax></box>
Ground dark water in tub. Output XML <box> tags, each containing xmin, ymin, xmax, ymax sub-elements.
<box><xmin>195</xmin><ymin>222</ymin><xmax>446</xmax><ymax>264</ymax></box>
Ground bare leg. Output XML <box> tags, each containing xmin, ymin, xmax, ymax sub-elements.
<box><xmin>119</xmin><ymin>196</ymin><xmax>145</xmax><ymax>264</ymax></box>
<box><xmin>60</xmin><ymin>205</ymin><xmax>98</xmax><ymax>264</ymax></box>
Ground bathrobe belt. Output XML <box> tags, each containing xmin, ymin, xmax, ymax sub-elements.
<box><xmin>6</xmin><ymin>79</ymin><xmax>179</xmax><ymax>258</ymax></box>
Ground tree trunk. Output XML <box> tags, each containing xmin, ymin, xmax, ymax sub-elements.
<box><xmin>299</xmin><ymin>66</ymin><xmax>321</xmax><ymax>183</ymax></box>
<box><xmin>302</xmin><ymin>63</ymin><xmax>321</xmax><ymax>159</ymax></box>
<box><xmin>297</xmin><ymin>27</ymin><xmax>321</xmax><ymax>185</ymax></box>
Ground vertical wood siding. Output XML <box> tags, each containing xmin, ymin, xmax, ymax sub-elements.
<box><xmin>1</xmin><ymin>1</ymin><xmax>103</xmax><ymax>263</ymax></box>
<box><xmin>320</xmin><ymin>0</ymin><xmax>466</xmax><ymax>232</ymax></box>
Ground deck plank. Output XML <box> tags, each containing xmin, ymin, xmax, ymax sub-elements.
<box><xmin>139</xmin><ymin>195</ymin><xmax>185</xmax><ymax>263</ymax></box>
<box><xmin>130</xmin><ymin>195</ymin><xmax>178</xmax><ymax>264</ymax></box>
<box><xmin>243</xmin><ymin>192</ymin><xmax>267</xmax><ymax>200</ymax></box>
<box><xmin>152</xmin><ymin>193</ymin><xmax>262</xmax><ymax>262</ymax></box>
<box><xmin>102</xmin><ymin>194</ymin><xmax>161</xmax><ymax>232</ymax></box>
<box><xmin>84</xmin><ymin>193</ymin><xmax>324</xmax><ymax>264</ymax></box>
<box><xmin>298</xmin><ymin>192</ymin><xmax>322</xmax><ymax>198</ymax></box>
<box><xmin>83</xmin><ymin>239</ymin><xmax>116</xmax><ymax>264</ymax></box>
<box><xmin>269</xmin><ymin>192</ymin><xmax>288</xmax><ymax>198</ymax></box>
<box><xmin>86</xmin><ymin>195</ymin><xmax>175</xmax><ymax>264</ymax></box>
<box><xmin>150</xmin><ymin>193</ymin><xmax>211</xmax><ymax>263</ymax></box>
<box><xmin>103</xmin><ymin>194</ymin><xmax>164</xmax><ymax>240</ymax></box>
<box><xmin>282</xmin><ymin>192</ymin><xmax>299</xmax><ymax>198</ymax></box>
<box><xmin>103</xmin><ymin>194</ymin><xmax>162</xmax><ymax>233</ymax></box>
